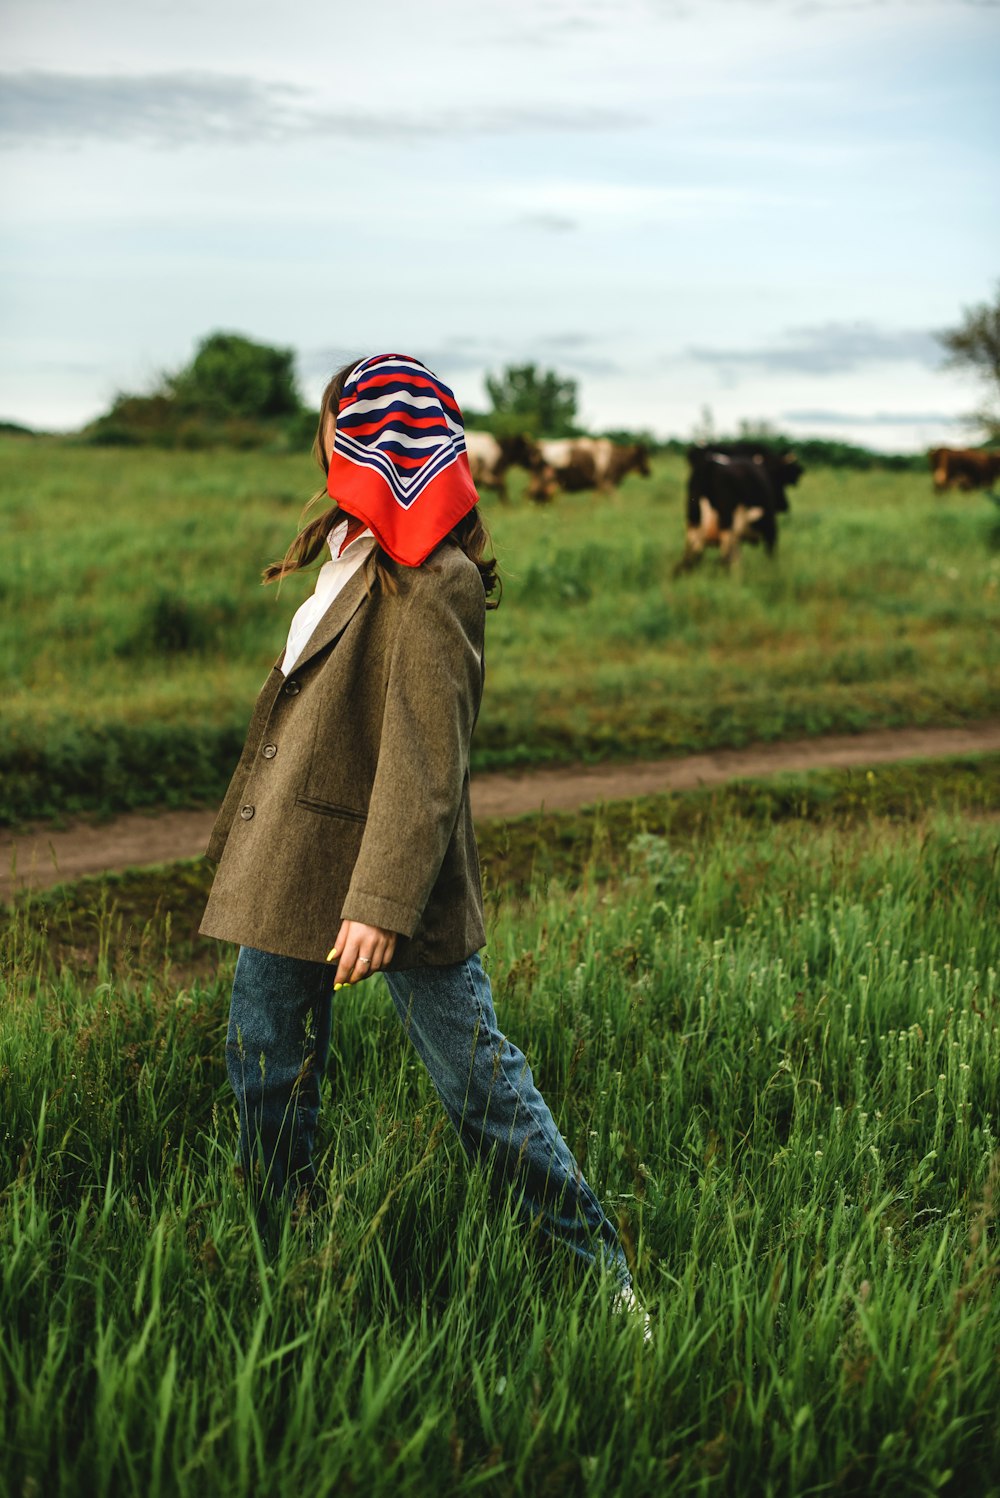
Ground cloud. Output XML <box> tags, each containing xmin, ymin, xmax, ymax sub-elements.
<box><xmin>783</xmin><ymin>407</ymin><xmax>963</xmax><ymax>425</ymax></box>
<box><xmin>299</xmin><ymin>347</ymin><xmax>367</xmax><ymax>379</ymax></box>
<box><xmin>410</xmin><ymin>346</ymin><xmax>500</xmax><ymax>375</ymax></box>
<box><xmin>514</xmin><ymin>212</ymin><xmax>579</xmax><ymax>232</ymax></box>
<box><xmin>452</xmin><ymin>331</ymin><xmax>623</xmax><ymax>374</ymax></box>
<box><xmin>535</xmin><ymin>333</ymin><xmax>595</xmax><ymax>348</ymax></box>
<box><xmin>502</xmin><ymin>3</ymin><xmax>695</xmax><ymax>45</ymax></box>
<box><xmin>304</xmin><ymin>332</ymin><xmax>624</xmax><ymax>382</ymax></box>
<box><xmin>788</xmin><ymin>0</ymin><xmax>889</xmax><ymax>13</ymax></box>
<box><xmin>785</xmin><ymin>0</ymin><xmax>1000</xmax><ymax>14</ymax></box>
<box><xmin>686</xmin><ymin>321</ymin><xmax>941</xmax><ymax>376</ymax></box>
<box><xmin>0</xmin><ymin>72</ymin><xmax>297</xmax><ymax>147</ymax></box>
<box><xmin>731</xmin><ymin>0</ymin><xmax>997</xmax><ymax>11</ymax></box>
<box><xmin>305</xmin><ymin>342</ymin><xmax>495</xmax><ymax>378</ymax></box>
<box><xmin>0</xmin><ymin>71</ymin><xmax>644</xmax><ymax>149</ymax></box>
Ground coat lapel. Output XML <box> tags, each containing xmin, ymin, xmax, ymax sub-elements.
<box><xmin>287</xmin><ymin>565</ymin><xmax>372</xmax><ymax>677</ymax></box>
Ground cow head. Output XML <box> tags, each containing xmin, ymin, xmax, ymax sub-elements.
<box><xmin>928</xmin><ymin>447</ymin><xmax>949</xmax><ymax>490</ymax></box>
<box><xmin>497</xmin><ymin>432</ymin><xmax>543</xmax><ymax>470</ymax></box>
<box><xmin>779</xmin><ymin>452</ymin><xmax>803</xmax><ymax>487</ymax></box>
<box><xmin>527</xmin><ymin>465</ymin><xmax>559</xmax><ymax>504</ymax></box>
<box><xmin>631</xmin><ymin>442</ymin><xmax>652</xmax><ymax>477</ymax></box>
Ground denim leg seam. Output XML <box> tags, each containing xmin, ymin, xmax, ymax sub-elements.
<box><xmin>460</xmin><ymin>957</ymin><xmax>550</xmax><ymax>1151</ymax></box>
<box><xmin>461</xmin><ymin>960</ymin><xmax>627</xmax><ymax>1279</ymax></box>
<box><xmin>461</xmin><ymin>958</ymin><xmax>620</xmax><ymax>1230</ymax></box>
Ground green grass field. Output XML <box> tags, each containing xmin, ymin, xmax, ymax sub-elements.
<box><xmin>1</xmin><ymin>438</ymin><xmax>998</xmax><ymax>825</ymax></box>
<box><xmin>2</xmin><ymin>779</ymin><xmax>998</xmax><ymax>1495</ymax></box>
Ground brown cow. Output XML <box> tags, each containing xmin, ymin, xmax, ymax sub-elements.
<box><xmin>606</xmin><ymin>440</ymin><xmax>652</xmax><ymax>486</ymax></box>
<box><xmin>528</xmin><ymin>437</ymin><xmax>651</xmax><ymax>499</ymax></box>
<box><xmin>929</xmin><ymin>447</ymin><xmax>1000</xmax><ymax>492</ymax></box>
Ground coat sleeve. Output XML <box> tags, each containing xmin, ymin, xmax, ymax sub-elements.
<box><xmin>340</xmin><ymin>561</ymin><xmax>485</xmax><ymax>937</ymax></box>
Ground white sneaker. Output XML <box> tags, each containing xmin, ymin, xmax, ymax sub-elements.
<box><xmin>610</xmin><ymin>1285</ymin><xmax>652</xmax><ymax>1343</ymax></box>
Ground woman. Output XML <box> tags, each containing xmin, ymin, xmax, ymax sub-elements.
<box><xmin>201</xmin><ymin>354</ymin><xmax>637</xmax><ymax>1305</ymax></box>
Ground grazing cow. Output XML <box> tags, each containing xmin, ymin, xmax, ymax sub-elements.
<box><xmin>688</xmin><ymin>442</ymin><xmax>801</xmax><ymax>513</ymax></box>
<box><xmin>929</xmin><ymin>447</ymin><xmax>1000</xmax><ymax>493</ymax></box>
<box><xmin>528</xmin><ymin>437</ymin><xmax>651</xmax><ymax>498</ymax></box>
<box><xmin>674</xmin><ymin>447</ymin><xmax>803</xmax><ymax>574</ymax></box>
<box><xmin>465</xmin><ymin>431</ymin><xmax>555</xmax><ymax>501</ymax></box>
<box><xmin>606</xmin><ymin>440</ymin><xmax>652</xmax><ymax>486</ymax></box>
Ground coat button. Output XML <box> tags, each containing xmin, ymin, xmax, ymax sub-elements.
<box><xmin>284</xmin><ymin>679</ymin><xmax>300</xmax><ymax>696</ymax></box>
<box><xmin>240</xmin><ymin>805</ymin><xmax>255</xmax><ymax>821</ymax></box>
<box><xmin>262</xmin><ymin>743</ymin><xmax>277</xmax><ymax>759</ymax></box>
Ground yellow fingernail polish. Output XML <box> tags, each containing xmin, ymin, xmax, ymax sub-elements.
<box><xmin>334</xmin><ymin>982</ymin><xmax>343</xmax><ymax>991</ymax></box>
<box><xmin>326</xmin><ymin>948</ymin><xmax>338</xmax><ymax>962</ymax></box>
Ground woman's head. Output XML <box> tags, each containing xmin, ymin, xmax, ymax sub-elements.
<box><xmin>264</xmin><ymin>355</ymin><xmax>499</xmax><ymax>605</ymax></box>
<box><xmin>323</xmin><ymin>354</ymin><xmax>480</xmax><ymax>566</ymax></box>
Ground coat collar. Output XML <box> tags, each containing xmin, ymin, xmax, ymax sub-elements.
<box><xmin>280</xmin><ymin>562</ymin><xmax>372</xmax><ymax>678</ymax></box>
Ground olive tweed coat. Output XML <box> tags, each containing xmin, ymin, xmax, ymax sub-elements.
<box><xmin>199</xmin><ymin>542</ymin><xmax>487</xmax><ymax>968</ymax></box>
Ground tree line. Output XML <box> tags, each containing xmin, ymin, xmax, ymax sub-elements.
<box><xmin>66</xmin><ymin>282</ymin><xmax>1000</xmax><ymax>460</ymax></box>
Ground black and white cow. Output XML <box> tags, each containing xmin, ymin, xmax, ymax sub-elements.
<box><xmin>674</xmin><ymin>445</ymin><xmax>803</xmax><ymax>573</ymax></box>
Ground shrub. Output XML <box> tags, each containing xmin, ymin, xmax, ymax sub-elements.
<box><xmin>169</xmin><ymin>332</ymin><xmax>301</xmax><ymax>422</ymax></box>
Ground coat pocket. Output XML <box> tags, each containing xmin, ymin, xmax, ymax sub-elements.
<box><xmin>294</xmin><ymin>794</ymin><xmax>368</xmax><ymax>824</ymax></box>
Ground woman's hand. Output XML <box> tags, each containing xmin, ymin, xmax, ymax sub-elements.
<box><xmin>327</xmin><ymin>920</ymin><xmax>397</xmax><ymax>988</ymax></box>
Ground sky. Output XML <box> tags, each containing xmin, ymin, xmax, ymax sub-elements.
<box><xmin>1</xmin><ymin>0</ymin><xmax>998</xmax><ymax>450</ymax></box>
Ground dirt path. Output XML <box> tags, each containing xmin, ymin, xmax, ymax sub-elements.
<box><xmin>3</xmin><ymin>720</ymin><xmax>999</xmax><ymax>900</ymax></box>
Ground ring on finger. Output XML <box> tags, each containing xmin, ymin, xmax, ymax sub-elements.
<box><xmin>358</xmin><ymin>956</ymin><xmax>371</xmax><ymax>967</ymax></box>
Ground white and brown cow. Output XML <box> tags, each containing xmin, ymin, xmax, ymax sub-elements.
<box><xmin>465</xmin><ymin>431</ymin><xmax>555</xmax><ymax>501</ymax></box>
<box><xmin>528</xmin><ymin>437</ymin><xmax>651</xmax><ymax>499</ymax></box>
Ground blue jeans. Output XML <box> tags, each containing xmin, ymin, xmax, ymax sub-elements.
<box><xmin>226</xmin><ymin>946</ymin><xmax>630</xmax><ymax>1287</ymax></box>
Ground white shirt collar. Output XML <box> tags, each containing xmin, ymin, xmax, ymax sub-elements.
<box><xmin>327</xmin><ymin>518</ymin><xmax>375</xmax><ymax>560</ymax></box>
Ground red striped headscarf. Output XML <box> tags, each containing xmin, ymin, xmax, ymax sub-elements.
<box><xmin>326</xmin><ymin>354</ymin><xmax>479</xmax><ymax>567</ymax></box>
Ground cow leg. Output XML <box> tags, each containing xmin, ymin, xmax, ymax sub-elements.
<box><xmin>753</xmin><ymin>509</ymin><xmax>777</xmax><ymax>556</ymax></box>
<box><xmin>719</xmin><ymin>529</ymin><xmax>740</xmax><ymax>569</ymax></box>
<box><xmin>672</xmin><ymin>529</ymin><xmax>706</xmax><ymax>576</ymax></box>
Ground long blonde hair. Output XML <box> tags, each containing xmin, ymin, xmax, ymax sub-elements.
<box><xmin>263</xmin><ymin>360</ymin><xmax>500</xmax><ymax>605</ymax></box>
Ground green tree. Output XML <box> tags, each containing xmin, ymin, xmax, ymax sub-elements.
<box><xmin>937</xmin><ymin>284</ymin><xmax>1000</xmax><ymax>440</ymax></box>
<box><xmin>169</xmin><ymin>331</ymin><xmax>303</xmax><ymax>421</ymax></box>
<box><xmin>484</xmin><ymin>363</ymin><xmax>578</xmax><ymax>437</ymax></box>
